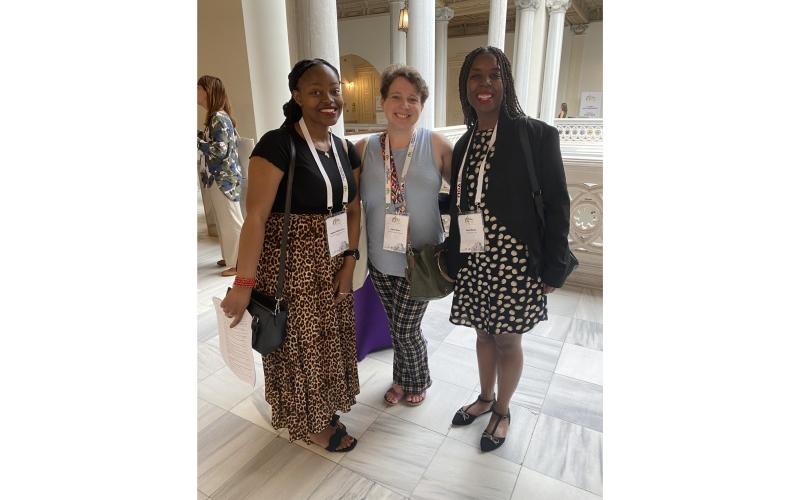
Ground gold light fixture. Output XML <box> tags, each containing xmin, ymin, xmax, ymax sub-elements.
<box><xmin>398</xmin><ymin>5</ymin><xmax>409</xmax><ymax>32</ymax></box>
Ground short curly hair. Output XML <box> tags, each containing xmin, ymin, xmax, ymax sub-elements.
<box><xmin>379</xmin><ymin>64</ymin><xmax>430</xmax><ymax>105</ymax></box>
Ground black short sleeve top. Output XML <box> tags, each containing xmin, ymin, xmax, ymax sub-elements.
<box><xmin>250</xmin><ymin>126</ymin><xmax>361</xmax><ymax>214</ymax></box>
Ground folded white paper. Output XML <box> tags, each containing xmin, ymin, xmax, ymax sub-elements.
<box><xmin>212</xmin><ymin>297</ymin><xmax>256</xmax><ymax>387</ymax></box>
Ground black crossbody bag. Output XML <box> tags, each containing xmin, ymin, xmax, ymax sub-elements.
<box><xmin>240</xmin><ymin>137</ymin><xmax>297</xmax><ymax>356</ymax></box>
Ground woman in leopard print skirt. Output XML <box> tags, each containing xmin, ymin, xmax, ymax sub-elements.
<box><xmin>221</xmin><ymin>59</ymin><xmax>362</xmax><ymax>452</ymax></box>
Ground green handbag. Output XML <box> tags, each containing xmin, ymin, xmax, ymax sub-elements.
<box><xmin>406</xmin><ymin>242</ymin><xmax>455</xmax><ymax>300</ymax></box>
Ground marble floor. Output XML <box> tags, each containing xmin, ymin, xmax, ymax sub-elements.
<box><xmin>197</xmin><ymin>198</ymin><xmax>603</xmax><ymax>500</ymax></box>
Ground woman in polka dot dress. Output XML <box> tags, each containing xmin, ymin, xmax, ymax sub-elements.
<box><xmin>444</xmin><ymin>47</ymin><xmax>573</xmax><ymax>452</ymax></box>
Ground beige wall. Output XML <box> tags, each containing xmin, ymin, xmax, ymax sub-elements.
<box><xmin>197</xmin><ymin>0</ymin><xmax>257</xmax><ymax>141</ymax></box>
<box><xmin>557</xmin><ymin>21</ymin><xmax>603</xmax><ymax>118</ymax></box>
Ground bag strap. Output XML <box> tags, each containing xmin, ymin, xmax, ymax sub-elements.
<box><xmin>275</xmin><ymin>137</ymin><xmax>296</xmax><ymax>302</ymax></box>
<box><xmin>518</xmin><ymin>120</ymin><xmax>546</xmax><ymax>232</ymax></box>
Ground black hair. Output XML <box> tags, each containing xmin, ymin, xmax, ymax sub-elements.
<box><xmin>457</xmin><ymin>46</ymin><xmax>526</xmax><ymax>128</ymax></box>
<box><xmin>282</xmin><ymin>58</ymin><xmax>341</xmax><ymax>128</ymax></box>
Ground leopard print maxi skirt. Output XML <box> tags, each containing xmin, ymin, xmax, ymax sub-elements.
<box><xmin>256</xmin><ymin>213</ymin><xmax>360</xmax><ymax>442</ymax></box>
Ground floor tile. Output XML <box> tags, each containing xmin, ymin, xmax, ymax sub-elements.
<box><xmin>356</xmin><ymin>360</ymin><xmax>398</xmax><ymax>410</ymax></box>
<box><xmin>198</xmin><ymin>337</ymin><xmax>225</xmax><ymax>381</ymax></box>
<box><xmin>574</xmin><ymin>288</ymin><xmax>602</xmax><ymax>322</ymax></box>
<box><xmin>358</xmin><ymin>356</ymin><xmax>393</xmax><ymax>388</ymax></box>
<box><xmin>442</xmin><ymin>325</ymin><xmax>477</xmax><ymax>350</ymax></box>
<box><xmin>384</xmin><ymin>378</ymin><xmax>475</xmax><ymax>436</ymax></box>
<box><xmin>512</xmin><ymin>466</ymin><xmax>601</xmax><ymax>500</ymax></box>
<box><xmin>523</xmin><ymin>414</ymin><xmax>603</xmax><ymax>495</ymax></box>
<box><xmin>545</xmin><ymin>288</ymin><xmax>581</xmax><ymax>317</ymax></box>
<box><xmin>421</xmin><ymin>303</ymin><xmax>457</xmax><ymax>343</ymax></box>
<box><xmin>198</xmin><ymin>398</ymin><xmax>227</xmax><ymax>433</ymax></box>
<box><xmin>555</xmin><ymin>344</ymin><xmax>603</xmax><ymax>386</ymax></box>
<box><xmin>228</xmin><ymin>386</ymin><xmax>278</xmax><ymax>434</ymax></box>
<box><xmin>367</xmin><ymin>346</ymin><xmax>395</xmax><ymax>365</ymax></box>
<box><xmin>521</xmin><ymin>334</ymin><xmax>563</xmax><ymax>372</ymax></box>
<box><xmin>279</xmin><ymin>402</ymin><xmax>382</xmax><ymax>463</ymax></box>
<box><xmin>339</xmin><ymin>413</ymin><xmax>445</xmax><ymax>496</ymax></box>
<box><xmin>564</xmin><ymin>317</ymin><xmax>603</xmax><ymax>351</ymax></box>
<box><xmin>428</xmin><ymin>343</ymin><xmax>480</xmax><ymax>390</ymax></box>
<box><xmin>197</xmin><ymin>412</ymin><xmax>276</xmax><ymax>496</ymax></box>
<box><xmin>209</xmin><ymin>437</ymin><xmax>336</xmax><ymax>500</ymax></box>
<box><xmin>308</xmin><ymin>466</ymin><xmax>406</xmax><ymax>500</ymax></box>
<box><xmin>513</xmin><ymin>365</ymin><xmax>554</xmax><ymax>414</ymax></box>
<box><xmin>197</xmin><ymin>490</ymin><xmax>208</xmax><ymax>500</ymax></box>
<box><xmin>447</xmin><ymin>391</ymin><xmax>539</xmax><ymax>465</ymax></box>
<box><xmin>529</xmin><ymin>314</ymin><xmax>573</xmax><ymax>342</ymax></box>
<box><xmin>197</xmin><ymin>367</ymin><xmax>255</xmax><ymax>411</ymax></box>
<box><xmin>412</xmin><ymin>437</ymin><xmax>521</xmax><ymax>500</ymax></box>
<box><xmin>541</xmin><ymin>375</ymin><xmax>603</xmax><ymax>432</ymax></box>
<box><xmin>198</xmin><ymin>308</ymin><xmax>218</xmax><ymax>343</ymax></box>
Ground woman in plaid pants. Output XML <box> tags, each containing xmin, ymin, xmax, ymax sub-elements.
<box><xmin>355</xmin><ymin>65</ymin><xmax>453</xmax><ymax>406</ymax></box>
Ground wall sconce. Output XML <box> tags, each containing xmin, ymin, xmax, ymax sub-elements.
<box><xmin>344</xmin><ymin>81</ymin><xmax>355</xmax><ymax>91</ymax></box>
<box><xmin>399</xmin><ymin>5</ymin><xmax>409</xmax><ymax>32</ymax></box>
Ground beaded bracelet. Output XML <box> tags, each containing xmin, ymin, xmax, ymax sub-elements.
<box><xmin>233</xmin><ymin>276</ymin><xmax>256</xmax><ymax>288</ymax></box>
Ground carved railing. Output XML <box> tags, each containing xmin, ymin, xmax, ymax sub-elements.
<box><xmin>346</xmin><ymin>120</ymin><xmax>603</xmax><ymax>289</ymax></box>
<box><xmin>554</xmin><ymin>118</ymin><xmax>603</xmax><ymax>143</ymax></box>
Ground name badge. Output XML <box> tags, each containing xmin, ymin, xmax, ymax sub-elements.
<box><xmin>458</xmin><ymin>212</ymin><xmax>485</xmax><ymax>253</ymax></box>
<box><xmin>383</xmin><ymin>213</ymin><xmax>410</xmax><ymax>253</ymax></box>
<box><xmin>325</xmin><ymin>212</ymin><xmax>349</xmax><ymax>257</ymax></box>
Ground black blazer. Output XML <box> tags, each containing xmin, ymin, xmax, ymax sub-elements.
<box><xmin>445</xmin><ymin>111</ymin><xmax>572</xmax><ymax>287</ymax></box>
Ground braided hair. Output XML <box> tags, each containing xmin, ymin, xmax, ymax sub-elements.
<box><xmin>457</xmin><ymin>46</ymin><xmax>526</xmax><ymax>128</ymax></box>
<box><xmin>282</xmin><ymin>58</ymin><xmax>341</xmax><ymax>129</ymax></box>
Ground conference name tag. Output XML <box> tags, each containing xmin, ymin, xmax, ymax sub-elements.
<box><xmin>458</xmin><ymin>212</ymin><xmax>485</xmax><ymax>253</ymax></box>
<box><xmin>383</xmin><ymin>213</ymin><xmax>409</xmax><ymax>253</ymax></box>
<box><xmin>325</xmin><ymin>212</ymin><xmax>349</xmax><ymax>257</ymax></box>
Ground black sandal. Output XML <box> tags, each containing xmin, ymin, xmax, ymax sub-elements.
<box><xmin>480</xmin><ymin>405</ymin><xmax>511</xmax><ymax>452</ymax></box>
<box><xmin>325</xmin><ymin>426</ymin><xmax>358</xmax><ymax>453</ymax></box>
<box><xmin>452</xmin><ymin>393</ymin><xmax>496</xmax><ymax>426</ymax></box>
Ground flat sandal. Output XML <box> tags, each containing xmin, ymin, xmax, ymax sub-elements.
<box><xmin>480</xmin><ymin>405</ymin><xmax>511</xmax><ymax>452</ymax></box>
<box><xmin>451</xmin><ymin>393</ymin><xmax>496</xmax><ymax>426</ymax></box>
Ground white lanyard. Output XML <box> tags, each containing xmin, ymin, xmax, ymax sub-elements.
<box><xmin>382</xmin><ymin>129</ymin><xmax>418</xmax><ymax>209</ymax></box>
<box><xmin>298</xmin><ymin>118</ymin><xmax>349</xmax><ymax>213</ymax></box>
<box><xmin>455</xmin><ymin>124</ymin><xmax>497</xmax><ymax>213</ymax></box>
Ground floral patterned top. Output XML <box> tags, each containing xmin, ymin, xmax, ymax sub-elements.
<box><xmin>197</xmin><ymin>111</ymin><xmax>242</xmax><ymax>202</ymax></box>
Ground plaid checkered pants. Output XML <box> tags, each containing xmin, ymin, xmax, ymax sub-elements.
<box><xmin>368</xmin><ymin>262</ymin><xmax>432</xmax><ymax>394</ymax></box>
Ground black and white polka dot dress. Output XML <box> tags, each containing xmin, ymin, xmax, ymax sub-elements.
<box><xmin>449</xmin><ymin>128</ymin><xmax>548</xmax><ymax>335</ymax></box>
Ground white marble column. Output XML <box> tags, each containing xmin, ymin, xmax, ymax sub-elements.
<box><xmin>512</xmin><ymin>0</ymin><xmax>538</xmax><ymax>115</ymax></box>
<box><xmin>488</xmin><ymin>0</ymin><xmax>507</xmax><ymax>50</ymax></box>
<box><xmin>435</xmin><ymin>7</ymin><xmax>453</xmax><ymax>127</ymax></box>
<box><xmin>528</xmin><ymin>0</ymin><xmax>549</xmax><ymax>118</ymax></box>
<box><xmin>389</xmin><ymin>0</ymin><xmax>407</xmax><ymax>65</ymax></box>
<box><xmin>512</xmin><ymin>5</ymin><xmax>521</xmax><ymax>69</ymax></box>
<box><xmin>407</xmin><ymin>0</ymin><xmax>436</xmax><ymax>129</ymax></box>
<box><xmin>540</xmin><ymin>0</ymin><xmax>570</xmax><ymax>124</ymax></box>
<box><xmin>294</xmin><ymin>0</ymin><xmax>344</xmax><ymax>137</ymax></box>
<box><xmin>241</xmin><ymin>0</ymin><xmax>292</xmax><ymax>138</ymax></box>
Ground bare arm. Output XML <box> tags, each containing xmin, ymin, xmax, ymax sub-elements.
<box><xmin>220</xmin><ymin>156</ymin><xmax>284</xmax><ymax>326</ymax></box>
<box><xmin>333</xmin><ymin>167</ymin><xmax>361</xmax><ymax>304</ymax></box>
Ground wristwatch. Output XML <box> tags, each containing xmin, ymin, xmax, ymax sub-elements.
<box><xmin>342</xmin><ymin>248</ymin><xmax>360</xmax><ymax>261</ymax></box>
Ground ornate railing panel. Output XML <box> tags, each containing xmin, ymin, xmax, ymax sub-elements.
<box><xmin>554</xmin><ymin>118</ymin><xmax>603</xmax><ymax>143</ymax></box>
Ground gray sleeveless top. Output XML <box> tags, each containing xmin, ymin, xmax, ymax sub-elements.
<box><xmin>360</xmin><ymin>128</ymin><xmax>444</xmax><ymax>277</ymax></box>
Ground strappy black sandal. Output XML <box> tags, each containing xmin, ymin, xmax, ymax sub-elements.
<box><xmin>325</xmin><ymin>426</ymin><xmax>358</xmax><ymax>453</ymax></box>
<box><xmin>480</xmin><ymin>405</ymin><xmax>511</xmax><ymax>452</ymax></box>
<box><xmin>452</xmin><ymin>393</ymin><xmax>496</xmax><ymax>426</ymax></box>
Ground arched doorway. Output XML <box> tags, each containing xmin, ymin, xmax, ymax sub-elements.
<box><xmin>340</xmin><ymin>54</ymin><xmax>382</xmax><ymax>132</ymax></box>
